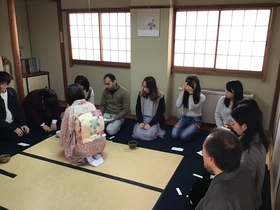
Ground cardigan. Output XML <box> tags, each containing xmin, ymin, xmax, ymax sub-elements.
<box><xmin>135</xmin><ymin>91</ymin><xmax>165</xmax><ymax>128</ymax></box>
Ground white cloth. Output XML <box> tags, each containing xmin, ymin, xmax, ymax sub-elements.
<box><xmin>0</xmin><ymin>91</ymin><xmax>13</xmax><ymax>123</ymax></box>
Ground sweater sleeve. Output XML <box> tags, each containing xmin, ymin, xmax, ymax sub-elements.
<box><xmin>176</xmin><ymin>94</ymin><xmax>183</xmax><ymax>108</ymax></box>
<box><xmin>148</xmin><ymin>96</ymin><xmax>165</xmax><ymax>127</ymax></box>
<box><xmin>215</xmin><ymin>96</ymin><xmax>225</xmax><ymax>127</ymax></box>
<box><xmin>188</xmin><ymin>94</ymin><xmax>206</xmax><ymax>110</ymax></box>
<box><xmin>99</xmin><ymin>89</ymin><xmax>106</xmax><ymax>114</ymax></box>
<box><xmin>113</xmin><ymin>90</ymin><xmax>130</xmax><ymax>120</ymax></box>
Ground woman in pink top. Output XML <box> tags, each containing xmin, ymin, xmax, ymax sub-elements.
<box><xmin>60</xmin><ymin>84</ymin><xmax>106</xmax><ymax>166</ymax></box>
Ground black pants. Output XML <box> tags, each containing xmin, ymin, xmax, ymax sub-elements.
<box><xmin>0</xmin><ymin>122</ymin><xmax>29</xmax><ymax>142</ymax></box>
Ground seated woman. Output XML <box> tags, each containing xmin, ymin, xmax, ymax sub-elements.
<box><xmin>60</xmin><ymin>84</ymin><xmax>106</xmax><ymax>166</ymax></box>
<box><xmin>22</xmin><ymin>88</ymin><xmax>60</xmax><ymax>132</ymax></box>
<box><xmin>215</xmin><ymin>80</ymin><xmax>243</xmax><ymax>128</ymax></box>
<box><xmin>172</xmin><ymin>74</ymin><xmax>206</xmax><ymax>141</ymax></box>
<box><xmin>74</xmin><ymin>75</ymin><xmax>95</xmax><ymax>105</ymax></box>
<box><xmin>132</xmin><ymin>76</ymin><xmax>165</xmax><ymax>140</ymax></box>
<box><xmin>231</xmin><ymin>104</ymin><xmax>270</xmax><ymax>209</ymax></box>
<box><xmin>0</xmin><ymin>72</ymin><xmax>30</xmax><ymax>141</ymax></box>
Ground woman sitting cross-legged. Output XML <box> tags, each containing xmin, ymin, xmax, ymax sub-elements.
<box><xmin>172</xmin><ymin>74</ymin><xmax>206</xmax><ymax>141</ymax></box>
<box><xmin>132</xmin><ymin>76</ymin><xmax>165</xmax><ymax>140</ymax></box>
<box><xmin>60</xmin><ymin>84</ymin><xmax>106</xmax><ymax>166</ymax></box>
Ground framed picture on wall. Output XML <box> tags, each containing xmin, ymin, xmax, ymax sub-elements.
<box><xmin>138</xmin><ymin>9</ymin><xmax>160</xmax><ymax>37</ymax></box>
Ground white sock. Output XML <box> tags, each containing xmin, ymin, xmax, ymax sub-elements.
<box><xmin>93</xmin><ymin>153</ymin><xmax>104</xmax><ymax>165</ymax></box>
<box><xmin>86</xmin><ymin>156</ymin><xmax>100</xmax><ymax>167</ymax></box>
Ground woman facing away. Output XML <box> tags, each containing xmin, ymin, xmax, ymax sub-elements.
<box><xmin>231</xmin><ymin>104</ymin><xmax>270</xmax><ymax>209</ymax></box>
<box><xmin>215</xmin><ymin>80</ymin><xmax>244</xmax><ymax>128</ymax></box>
<box><xmin>60</xmin><ymin>84</ymin><xmax>106</xmax><ymax>166</ymax></box>
<box><xmin>172</xmin><ymin>74</ymin><xmax>206</xmax><ymax>141</ymax></box>
<box><xmin>132</xmin><ymin>76</ymin><xmax>165</xmax><ymax>140</ymax></box>
<box><xmin>74</xmin><ymin>75</ymin><xmax>95</xmax><ymax>105</ymax></box>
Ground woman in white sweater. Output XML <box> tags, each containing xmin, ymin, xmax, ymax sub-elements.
<box><xmin>172</xmin><ymin>74</ymin><xmax>206</xmax><ymax>141</ymax></box>
<box><xmin>214</xmin><ymin>80</ymin><xmax>243</xmax><ymax>128</ymax></box>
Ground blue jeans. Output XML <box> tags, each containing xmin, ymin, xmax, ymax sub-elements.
<box><xmin>171</xmin><ymin>116</ymin><xmax>202</xmax><ymax>141</ymax></box>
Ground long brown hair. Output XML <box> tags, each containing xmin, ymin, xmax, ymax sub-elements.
<box><xmin>140</xmin><ymin>76</ymin><xmax>160</xmax><ymax>101</ymax></box>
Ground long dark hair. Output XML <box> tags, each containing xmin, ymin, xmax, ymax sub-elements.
<box><xmin>231</xmin><ymin>104</ymin><xmax>269</xmax><ymax>152</ymax></box>
<box><xmin>224</xmin><ymin>80</ymin><xmax>244</xmax><ymax>109</ymax></box>
<box><xmin>74</xmin><ymin>75</ymin><xmax>90</xmax><ymax>91</ymax></box>
<box><xmin>66</xmin><ymin>84</ymin><xmax>85</xmax><ymax>105</ymax></box>
<box><xmin>140</xmin><ymin>76</ymin><xmax>159</xmax><ymax>101</ymax></box>
<box><xmin>237</xmin><ymin>98</ymin><xmax>263</xmax><ymax>125</ymax></box>
<box><xmin>183</xmin><ymin>74</ymin><xmax>201</xmax><ymax>108</ymax></box>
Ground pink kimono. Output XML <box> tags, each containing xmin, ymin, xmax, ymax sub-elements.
<box><xmin>60</xmin><ymin>99</ymin><xmax>106</xmax><ymax>165</ymax></box>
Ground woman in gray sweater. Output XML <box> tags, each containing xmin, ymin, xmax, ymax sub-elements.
<box><xmin>231</xmin><ymin>104</ymin><xmax>269</xmax><ymax>209</ymax></box>
<box><xmin>215</xmin><ymin>80</ymin><xmax>243</xmax><ymax>128</ymax></box>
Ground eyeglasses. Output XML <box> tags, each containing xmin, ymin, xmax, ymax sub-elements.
<box><xmin>141</xmin><ymin>85</ymin><xmax>148</xmax><ymax>89</ymax></box>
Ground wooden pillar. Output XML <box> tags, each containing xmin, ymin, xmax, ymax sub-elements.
<box><xmin>7</xmin><ymin>0</ymin><xmax>25</xmax><ymax>101</ymax></box>
<box><xmin>56</xmin><ymin>0</ymin><xmax>68</xmax><ymax>99</ymax></box>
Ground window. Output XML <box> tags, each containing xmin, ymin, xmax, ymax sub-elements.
<box><xmin>67</xmin><ymin>10</ymin><xmax>130</xmax><ymax>68</ymax></box>
<box><xmin>173</xmin><ymin>7</ymin><xmax>274</xmax><ymax>78</ymax></box>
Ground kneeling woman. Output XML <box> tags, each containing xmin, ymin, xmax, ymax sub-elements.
<box><xmin>60</xmin><ymin>84</ymin><xmax>106</xmax><ymax>166</ymax></box>
<box><xmin>132</xmin><ymin>76</ymin><xmax>165</xmax><ymax>140</ymax></box>
<box><xmin>172</xmin><ymin>74</ymin><xmax>206</xmax><ymax>141</ymax></box>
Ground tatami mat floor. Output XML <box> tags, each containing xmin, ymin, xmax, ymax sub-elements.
<box><xmin>0</xmin><ymin>136</ymin><xmax>183</xmax><ymax>210</ymax></box>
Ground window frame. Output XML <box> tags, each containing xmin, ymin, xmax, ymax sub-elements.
<box><xmin>66</xmin><ymin>8</ymin><xmax>131</xmax><ymax>69</ymax></box>
<box><xmin>171</xmin><ymin>5</ymin><xmax>275</xmax><ymax>81</ymax></box>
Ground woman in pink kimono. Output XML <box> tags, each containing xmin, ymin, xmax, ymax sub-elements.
<box><xmin>60</xmin><ymin>84</ymin><xmax>106</xmax><ymax>166</ymax></box>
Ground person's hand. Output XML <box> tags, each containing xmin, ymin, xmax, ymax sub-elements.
<box><xmin>14</xmin><ymin>128</ymin><xmax>23</xmax><ymax>137</ymax></box>
<box><xmin>175</xmin><ymin>123</ymin><xmax>180</xmax><ymax>128</ymax></box>
<box><xmin>21</xmin><ymin>125</ymin><xmax>30</xmax><ymax>134</ymax></box>
<box><xmin>224</xmin><ymin>122</ymin><xmax>230</xmax><ymax>128</ymax></box>
<box><xmin>185</xmin><ymin>82</ymin><xmax>194</xmax><ymax>94</ymax></box>
<box><xmin>108</xmin><ymin>118</ymin><xmax>114</xmax><ymax>123</ymax></box>
<box><xmin>50</xmin><ymin>123</ymin><xmax>57</xmax><ymax>131</ymax></box>
<box><xmin>42</xmin><ymin>124</ymin><xmax>52</xmax><ymax>132</ymax></box>
<box><xmin>139</xmin><ymin>123</ymin><xmax>144</xmax><ymax>129</ymax></box>
<box><xmin>181</xmin><ymin>83</ymin><xmax>186</xmax><ymax>91</ymax></box>
<box><xmin>144</xmin><ymin>124</ymin><xmax>151</xmax><ymax>130</ymax></box>
<box><xmin>224</xmin><ymin>123</ymin><xmax>233</xmax><ymax>132</ymax></box>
